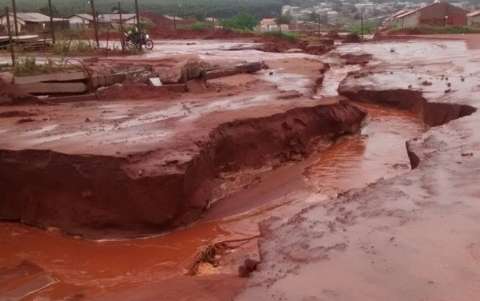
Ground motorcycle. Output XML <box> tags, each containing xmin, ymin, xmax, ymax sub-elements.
<box><xmin>124</xmin><ymin>31</ymin><xmax>154</xmax><ymax>50</ymax></box>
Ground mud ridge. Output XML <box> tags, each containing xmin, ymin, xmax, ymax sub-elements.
<box><xmin>338</xmin><ymin>86</ymin><xmax>477</xmax><ymax>169</ymax></box>
<box><xmin>0</xmin><ymin>101</ymin><xmax>366</xmax><ymax>238</ymax></box>
<box><xmin>338</xmin><ymin>88</ymin><xmax>476</xmax><ymax>127</ymax></box>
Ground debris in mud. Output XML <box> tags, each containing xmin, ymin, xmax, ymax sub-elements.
<box><xmin>343</xmin><ymin>33</ymin><xmax>361</xmax><ymax>43</ymax></box>
<box><xmin>0</xmin><ymin>111</ymin><xmax>37</xmax><ymax>118</ymax></box>
<box><xmin>340</xmin><ymin>53</ymin><xmax>373</xmax><ymax>65</ymax></box>
<box><xmin>188</xmin><ymin>236</ymin><xmax>260</xmax><ymax>276</ymax></box>
<box><xmin>17</xmin><ymin>118</ymin><xmax>36</xmax><ymax>124</ymax></box>
<box><xmin>238</xmin><ymin>258</ymin><xmax>260</xmax><ymax>278</ymax></box>
<box><xmin>205</xmin><ymin>61</ymin><xmax>266</xmax><ymax>80</ymax></box>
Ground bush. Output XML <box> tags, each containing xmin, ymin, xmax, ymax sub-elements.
<box><xmin>347</xmin><ymin>20</ymin><xmax>378</xmax><ymax>35</ymax></box>
<box><xmin>262</xmin><ymin>31</ymin><xmax>299</xmax><ymax>42</ymax></box>
<box><xmin>14</xmin><ymin>57</ymin><xmax>80</xmax><ymax>76</ymax></box>
<box><xmin>221</xmin><ymin>13</ymin><xmax>258</xmax><ymax>31</ymax></box>
<box><xmin>52</xmin><ymin>40</ymin><xmax>95</xmax><ymax>56</ymax></box>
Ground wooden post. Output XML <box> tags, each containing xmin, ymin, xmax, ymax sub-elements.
<box><xmin>5</xmin><ymin>7</ymin><xmax>16</xmax><ymax>67</ymax></box>
<box><xmin>119</xmin><ymin>2</ymin><xmax>125</xmax><ymax>52</ymax></box>
<box><xmin>48</xmin><ymin>0</ymin><xmax>56</xmax><ymax>44</ymax></box>
<box><xmin>134</xmin><ymin>0</ymin><xmax>140</xmax><ymax>29</ymax></box>
<box><xmin>360</xmin><ymin>11</ymin><xmax>364</xmax><ymax>41</ymax></box>
<box><xmin>134</xmin><ymin>0</ymin><xmax>141</xmax><ymax>50</ymax></box>
<box><xmin>90</xmin><ymin>0</ymin><xmax>100</xmax><ymax>48</ymax></box>
<box><xmin>11</xmin><ymin>0</ymin><xmax>18</xmax><ymax>36</ymax></box>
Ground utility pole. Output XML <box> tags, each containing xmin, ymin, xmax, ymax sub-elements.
<box><xmin>360</xmin><ymin>11</ymin><xmax>364</xmax><ymax>41</ymax></box>
<box><xmin>134</xmin><ymin>0</ymin><xmax>140</xmax><ymax>28</ymax></box>
<box><xmin>5</xmin><ymin>7</ymin><xmax>16</xmax><ymax>67</ymax></box>
<box><xmin>89</xmin><ymin>0</ymin><xmax>100</xmax><ymax>48</ymax></box>
<box><xmin>48</xmin><ymin>0</ymin><xmax>56</xmax><ymax>44</ymax></box>
<box><xmin>11</xmin><ymin>0</ymin><xmax>18</xmax><ymax>36</ymax></box>
<box><xmin>118</xmin><ymin>2</ymin><xmax>125</xmax><ymax>52</ymax></box>
<box><xmin>134</xmin><ymin>0</ymin><xmax>141</xmax><ymax>50</ymax></box>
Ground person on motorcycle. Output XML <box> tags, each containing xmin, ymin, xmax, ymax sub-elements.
<box><xmin>125</xmin><ymin>26</ymin><xmax>153</xmax><ymax>50</ymax></box>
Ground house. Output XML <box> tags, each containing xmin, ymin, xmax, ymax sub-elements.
<box><xmin>0</xmin><ymin>12</ymin><xmax>68</xmax><ymax>33</ymax></box>
<box><xmin>68</xmin><ymin>14</ymin><xmax>93</xmax><ymax>30</ymax></box>
<box><xmin>257</xmin><ymin>18</ymin><xmax>289</xmax><ymax>32</ymax></box>
<box><xmin>467</xmin><ymin>10</ymin><xmax>480</xmax><ymax>26</ymax></box>
<box><xmin>389</xmin><ymin>1</ymin><xmax>468</xmax><ymax>28</ymax></box>
<box><xmin>97</xmin><ymin>13</ymin><xmax>137</xmax><ymax>27</ymax></box>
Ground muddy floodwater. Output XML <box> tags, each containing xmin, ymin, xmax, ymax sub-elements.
<box><xmin>0</xmin><ymin>102</ymin><xmax>425</xmax><ymax>299</ymax></box>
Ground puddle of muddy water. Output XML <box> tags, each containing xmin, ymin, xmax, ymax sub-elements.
<box><xmin>304</xmin><ymin>103</ymin><xmax>426</xmax><ymax>197</ymax></box>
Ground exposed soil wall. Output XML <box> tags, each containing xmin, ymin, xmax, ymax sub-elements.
<box><xmin>338</xmin><ymin>87</ymin><xmax>476</xmax><ymax>127</ymax></box>
<box><xmin>0</xmin><ymin>101</ymin><xmax>366</xmax><ymax>237</ymax></box>
<box><xmin>338</xmin><ymin>84</ymin><xmax>476</xmax><ymax>169</ymax></box>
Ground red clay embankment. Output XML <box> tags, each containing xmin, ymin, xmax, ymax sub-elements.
<box><xmin>0</xmin><ymin>101</ymin><xmax>365</xmax><ymax>238</ymax></box>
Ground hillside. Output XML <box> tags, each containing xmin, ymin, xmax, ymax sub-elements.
<box><xmin>0</xmin><ymin>0</ymin><xmax>286</xmax><ymax>18</ymax></box>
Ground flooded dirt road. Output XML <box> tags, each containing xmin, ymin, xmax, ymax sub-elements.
<box><xmin>0</xmin><ymin>101</ymin><xmax>425</xmax><ymax>300</ymax></box>
<box><xmin>4</xmin><ymin>37</ymin><xmax>468</xmax><ymax>300</ymax></box>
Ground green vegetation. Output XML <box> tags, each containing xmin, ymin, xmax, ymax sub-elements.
<box><xmin>178</xmin><ymin>21</ymin><xmax>214</xmax><ymax>31</ymax></box>
<box><xmin>0</xmin><ymin>0</ymin><xmax>283</xmax><ymax>19</ymax></box>
<box><xmin>262</xmin><ymin>31</ymin><xmax>299</xmax><ymax>42</ymax></box>
<box><xmin>52</xmin><ymin>39</ymin><xmax>96</xmax><ymax>55</ymax></box>
<box><xmin>13</xmin><ymin>57</ymin><xmax>79</xmax><ymax>76</ymax></box>
<box><xmin>221</xmin><ymin>13</ymin><xmax>258</xmax><ymax>31</ymax></box>
<box><xmin>347</xmin><ymin>20</ymin><xmax>379</xmax><ymax>35</ymax></box>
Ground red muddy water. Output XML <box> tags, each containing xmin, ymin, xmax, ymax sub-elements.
<box><xmin>0</xmin><ymin>102</ymin><xmax>425</xmax><ymax>300</ymax></box>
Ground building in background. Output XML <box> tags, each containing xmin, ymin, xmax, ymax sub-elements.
<box><xmin>97</xmin><ymin>13</ymin><xmax>137</xmax><ymax>28</ymax></box>
<box><xmin>68</xmin><ymin>14</ymin><xmax>93</xmax><ymax>30</ymax></box>
<box><xmin>389</xmin><ymin>1</ymin><xmax>468</xmax><ymax>28</ymax></box>
<box><xmin>257</xmin><ymin>18</ymin><xmax>289</xmax><ymax>32</ymax></box>
<box><xmin>0</xmin><ymin>12</ymin><xmax>68</xmax><ymax>34</ymax></box>
<box><xmin>467</xmin><ymin>10</ymin><xmax>480</xmax><ymax>26</ymax></box>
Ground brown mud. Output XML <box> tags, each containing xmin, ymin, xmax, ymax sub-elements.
<box><xmin>339</xmin><ymin>86</ymin><xmax>476</xmax><ymax>126</ymax></box>
<box><xmin>239</xmin><ymin>37</ymin><xmax>480</xmax><ymax>301</ymax></box>
<box><xmin>3</xmin><ymin>37</ymin><xmax>478</xmax><ymax>301</ymax></box>
<box><xmin>0</xmin><ymin>103</ymin><xmax>425</xmax><ymax>301</ymax></box>
<box><xmin>0</xmin><ymin>101</ymin><xmax>365</xmax><ymax>238</ymax></box>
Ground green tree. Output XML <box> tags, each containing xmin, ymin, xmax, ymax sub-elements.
<box><xmin>221</xmin><ymin>13</ymin><xmax>258</xmax><ymax>31</ymax></box>
<box><xmin>275</xmin><ymin>13</ymin><xmax>292</xmax><ymax>32</ymax></box>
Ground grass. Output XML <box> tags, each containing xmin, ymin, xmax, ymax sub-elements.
<box><xmin>52</xmin><ymin>39</ymin><xmax>96</xmax><ymax>56</ymax></box>
<box><xmin>13</xmin><ymin>57</ymin><xmax>80</xmax><ymax>76</ymax></box>
<box><xmin>178</xmin><ymin>21</ymin><xmax>214</xmax><ymax>31</ymax></box>
<box><xmin>347</xmin><ymin>20</ymin><xmax>378</xmax><ymax>35</ymax></box>
<box><xmin>261</xmin><ymin>31</ymin><xmax>299</xmax><ymax>42</ymax></box>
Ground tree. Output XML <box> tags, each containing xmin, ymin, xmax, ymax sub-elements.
<box><xmin>275</xmin><ymin>13</ymin><xmax>292</xmax><ymax>32</ymax></box>
<box><xmin>221</xmin><ymin>13</ymin><xmax>258</xmax><ymax>31</ymax></box>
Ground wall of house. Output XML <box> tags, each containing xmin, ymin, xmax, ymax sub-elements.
<box><xmin>419</xmin><ymin>2</ymin><xmax>467</xmax><ymax>26</ymax></box>
<box><xmin>24</xmin><ymin>22</ymin><xmax>48</xmax><ymax>33</ymax></box>
<box><xmin>467</xmin><ymin>15</ymin><xmax>480</xmax><ymax>27</ymax></box>
<box><xmin>0</xmin><ymin>16</ymin><xmax>24</xmax><ymax>33</ymax></box>
<box><xmin>69</xmin><ymin>16</ymin><xmax>91</xmax><ymax>29</ymax></box>
<box><xmin>392</xmin><ymin>12</ymin><xmax>420</xmax><ymax>28</ymax></box>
